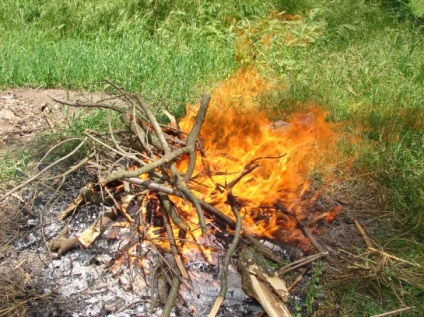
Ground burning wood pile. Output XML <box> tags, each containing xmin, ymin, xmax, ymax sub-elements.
<box><xmin>3</xmin><ymin>71</ymin><xmax>341</xmax><ymax>316</ymax></box>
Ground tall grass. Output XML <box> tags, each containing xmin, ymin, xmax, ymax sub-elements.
<box><xmin>238</xmin><ymin>0</ymin><xmax>423</xmax><ymax>313</ymax></box>
<box><xmin>0</xmin><ymin>0</ymin><xmax>286</xmax><ymax>110</ymax></box>
<box><xmin>283</xmin><ymin>1</ymin><xmax>423</xmax><ymax>231</ymax></box>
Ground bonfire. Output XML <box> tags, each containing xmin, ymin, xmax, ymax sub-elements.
<box><xmin>2</xmin><ymin>70</ymin><xmax>343</xmax><ymax>316</ymax></box>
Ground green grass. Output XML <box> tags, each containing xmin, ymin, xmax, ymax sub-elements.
<box><xmin>0</xmin><ymin>0</ymin><xmax>423</xmax><ymax>315</ymax></box>
<box><xmin>0</xmin><ymin>0</ymin><xmax>285</xmax><ymax>110</ymax></box>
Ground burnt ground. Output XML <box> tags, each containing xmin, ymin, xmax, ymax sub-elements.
<box><xmin>0</xmin><ymin>88</ymin><xmax>375</xmax><ymax>317</ymax></box>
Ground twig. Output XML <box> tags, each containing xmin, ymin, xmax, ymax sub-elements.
<box><xmin>84</xmin><ymin>130</ymin><xmax>146</xmax><ymax>166</ymax></box>
<box><xmin>287</xmin><ymin>266</ymin><xmax>309</xmax><ymax>292</ymax></box>
<box><xmin>136</xmin><ymin>207</ymin><xmax>190</xmax><ymax>289</ymax></box>
<box><xmin>1</xmin><ymin>137</ymin><xmax>88</xmax><ymax>202</ymax></box>
<box><xmin>42</xmin><ymin>108</ymin><xmax>56</xmax><ymax>133</ymax></box>
<box><xmin>161</xmin><ymin>276</ymin><xmax>180</xmax><ymax>317</ymax></box>
<box><xmin>126</xmin><ymin>178</ymin><xmax>290</xmax><ymax>267</ymax></box>
<box><xmin>275</xmin><ymin>202</ymin><xmax>335</xmax><ymax>264</ymax></box>
<box><xmin>158</xmin><ymin>193</ymin><xmax>190</xmax><ymax>232</ymax></box>
<box><xmin>119</xmin><ymin>112</ymin><xmax>157</xmax><ymax>152</ymax></box>
<box><xmin>134</xmin><ymin>94</ymin><xmax>209</xmax><ymax>234</ymax></box>
<box><xmin>126</xmin><ymin>178</ymin><xmax>236</xmax><ymax>230</ymax></box>
<box><xmin>128</xmin><ymin>179</ymin><xmax>287</xmax><ymax>267</ymax></box>
<box><xmin>226</xmin><ymin>162</ymin><xmax>259</xmax><ymax>190</ymax></box>
<box><xmin>368</xmin><ymin>247</ymin><xmax>422</xmax><ymax>268</ymax></box>
<box><xmin>103</xmin><ymin>146</ymin><xmax>188</xmax><ymax>183</ymax></box>
<box><xmin>126</xmin><ymin>178</ymin><xmax>179</xmax><ymax>196</ymax></box>
<box><xmin>209</xmin><ymin>192</ymin><xmax>242</xmax><ymax>317</ymax></box>
<box><xmin>149</xmin><ymin>263</ymin><xmax>161</xmax><ymax>314</ymax></box>
<box><xmin>107</xmin><ymin>110</ymin><xmax>141</xmax><ymax>164</ymax></box>
<box><xmin>41</xmin><ymin>151</ymin><xmax>96</xmax><ymax>181</ymax></box>
<box><xmin>51</xmin><ymin>97</ymin><xmax>125</xmax><ymax>113</ymax></box>
<box><xmin>278</xmin><ymin>252</ymin><xmax>327</xmax><ymax>275</ymax></box>
<box><xmin>353</xmin><ymin>217</ymin><xmax>375</xmax><ymax>248</ymax></box>
<box><xmin>154</xmin><ymin>197</ymin><xmax>186</xmax><ymax>317</ymax></box>
<box><xmin>105</xmin><ymin>79</ymin><xmax>138</xmax><ymax>110</ymax></box>
<box><xmin>159</xmin><ymin>194</ymin><xmax>189</xmax><ymax>279</ymax></box>
<box><xmin>183</xmin><ymin>94</ymin><xmax>211</xmax><ymax>182</ymax></box>
<box><xmin>371</xmin><ymin>306</ymin><xmax>412</xmax><ymax>317</ymax></box>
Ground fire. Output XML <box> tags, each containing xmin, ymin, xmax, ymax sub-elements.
<box><xmin>176</xmin><ymin>69</ymin><xmax>337</xmax><ymax>247</ymax></box>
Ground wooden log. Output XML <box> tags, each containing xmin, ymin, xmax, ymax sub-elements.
<box><xmin>238</xmin><ymin>247</ymin><xmax>291</xmax><ymax>317</ymax></box>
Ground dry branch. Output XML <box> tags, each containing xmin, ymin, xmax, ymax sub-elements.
<box><xmin>371</xmin><ymin>306</ymin><xmax>412</xmax><ymax>317</ymax></box>
<box><xmin>1</xmin><ymin>138</ymin><xmax>88</xmax><ymax>203</ymax></box>
<box><xmin>50</xmin><ymin>97</ymin><xmax>125</xmax><ymax>113</ymax></box>
<box><xmin>209</xmin><ymin>192</ymin><xmax>242</xmax><ymax>317</ymax></box>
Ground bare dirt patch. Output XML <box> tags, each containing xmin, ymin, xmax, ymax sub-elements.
<box><xmin>0</xmin><ymin>88</ymin><xmax>111</xmax><ymax>151</ymax></box>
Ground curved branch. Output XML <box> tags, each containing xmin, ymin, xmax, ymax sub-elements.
<box><xmin>184</xmin><ymin>94</ymin><xmax>211</xmax><ymax>182</ymax></box>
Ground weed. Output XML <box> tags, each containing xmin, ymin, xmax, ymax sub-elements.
<box><xmin>306</xmin><ymin>261</ymin><xmax>322</xmax><ymax>314</ymax></box>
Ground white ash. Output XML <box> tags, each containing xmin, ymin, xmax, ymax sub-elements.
<box><xmin>8</xmin><ymin>188</ymin><xmax>264</xmax><ymax>316</ymax></box>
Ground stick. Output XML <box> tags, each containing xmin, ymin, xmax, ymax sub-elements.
<box><xmin>371</xmin><ymin>306</ymin><xmax>412</xmax><ymax>317</ymax></box>
<box><xmin>103</xmin><ymin>146</ymin><xmax>188</xmax><ymax>184</ymax></box>
<box><xmin>41</xmin><ymin>151</ymin><xmax>96</xmax><ymax>181</ymax></box>
<box><xmin>134</xmin><ymin>94</ymin><xmax>209</xmax><ymax>234</ymax></box>
<box><xmin>51</xmin><ymin>97</ymin><xmax>125</xmax><ymax>113</ymax></box>
<box><xmin>126</xmin><ymin>178</ymin><xmax>288</xmax><ymax>266</ymax></box>
<box><xmin>120</xmin><ymin>112</ymin><xmax>160</xmax><ymax>152</ymax></box>
<box><xmin>159</xmin><ymin>194</ymin><xmax>189</xmax><ymax>279</ymax></box>
<box><xmin>105</xmin><ymin>79</ymin><xmax>138</xmax><ymax>110</ymax></box>
<box><xmin>226</xmin><ymin>162</ymin><xmax>259</xmax><ymax>190</ymax></box>
<box><xmin>209</xmin><ymin>192</ymin><xmax>242</xmax><ymax>317</ymax></box>
<box><xmin>353</xmin><ymin>217</ymin><xmax>375</xmax><ymax>248</ymax></box>
<box><xmin>287</xmin><ymin>266</ymin><xmax>309</xmax><ymax>292</ymax></box>
<box><xmin>128</xmin><ymin>178</ymin><xmax>288</xmax><ymax>268</ymax></box>
<box><xmin>126</xmin><ymin>178</ymin><xmax>180</xmax><ymax>196</ymax></box>
<box><xmin>368</xmin><ymin>248</ymin><xmax>422</xmax><ymax>267</ymax></box>
<box><xmin>184</xmin><ymin>94</ymin><xmax>210</xmax><ymax>182</ymax></box>
<box><xmin>158</xmin><ymin>193</ymin><xmax>190</xmax><ymax>232</ymax></box>
<box><xmin>1</xmin><ymin>138</ymin><xmax>88</xmax><ymax>202</ymax></box>
<box><xmin>275</xmin><ymin>202</ymin><xmax>333</xmax><ymax>261</ymax></box>
<box><xmin>278</xmin><ymin>252</ymin><xmax>327</xmax><ymax>275</ymax></box>
<box><xmin>161</xmin><ymin>276</ymin><xmax>180</xmax><ymax>317</ymax></box>
<box><xmin>84</xmin><ymin>130</ymin><xmax>146</xmax><ymax>166</ymax></box>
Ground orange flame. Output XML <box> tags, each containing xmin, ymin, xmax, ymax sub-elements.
<box><xmin>176</xmin><ymin>69</ymin><xmax>337</xmax><ymax>248</ymax></box>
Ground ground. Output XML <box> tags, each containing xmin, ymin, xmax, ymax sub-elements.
<box><xmin>0</xmin><ymin>88</ymin><xmax>113</xmax><ymax>150</ymax></box>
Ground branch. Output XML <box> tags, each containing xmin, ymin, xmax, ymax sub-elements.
<box><xmin>184</xmin><ymin>94</ymin><xmax>211</xmax><ymax>182</ymax></box>
<box><xmin>51</xmin><ymin>97</ymin><xmax>125</xmax><ymax>114</ymax></box>
<box><xmin>209</xmin><ymin>192</ymin><xmax>242</xmax><ymax>317</ymax></box>
<box><xmin>226</xmin><ymin>162</ymin><xmax>259</xmax><ymax>190</ymax></box>
<box><xmin>103</xmin><ymin>146</ymin><xmax>189</xmax><ymax>184</ymax></box>
<box><xmin>133</xmin><ymin>94</ymin><xmax>208</xmax><ymax>234</ymax></box>
<box><xmin>161</xmin><ymin>276</ymin><xmax>180</xmax><ymax>317</ymax></box>
<box><xmin>1</xmin><ymin>138</ymin><xmax>88</xmax><ymax>202</ymax></box>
